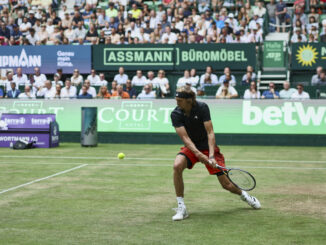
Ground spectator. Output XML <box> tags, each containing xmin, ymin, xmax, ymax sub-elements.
<box><xmin>60</xmin><ymin>78</ymin><xmax>77</xmax><ymax>99</ymax></box>
<box><xmin>124</xmin><ymin>80</ymin><xmax>137</xmax><ymax>99</ymax></box>
<box><xmin>111</xmin><ymin>84</ymin><xmax>130</xmax><ymax>99</ymax></box>
<box><xmin>314</xmin><ymin>70</ymin><xmax>326</xmax><ymax>86</ymax></box>
<box><xmin>33</xmin><ymin>67</ymin><xmax>47</xmax><ymax>89</ymax></box>
<box><xmin>152</xmin><ymin>69</ymin><xmax>170</xmax><ymax>98</ymax></box>
<box><xmin>38</xmin><ymin>23</ymin><xmax>49</xmax><ymax>44</ymax></box>
<box><xmin>26</xmin><ymin>28</ymin><xmax>39</xmax><ymax>45</ymax></box>
<box><xmin>131</xmin><ymin>70</ymin><xmax>147</xmax><ymax>86</ymax></box>
<box><xmin>52</xmin><ymin>73</ymin><xmax>64</xmax><ymax>87</ymax></box>
<box><xmin>311</xmin><ymin>66</ymin><xmax>323</xmax><ymax>85</ymax></box>
<box><xmin>74</xmin><ymin>21</ymin><xmax>87</xmax><ymax>42</ymax></box>
<box><xmin>106</xmin><ymin>2</ymin><xmax>118</xmax><ymax>18</ymax></box>
<box><xmin>13</xmin><ymin>67</ymin><xmax>28</xmax><ymax>86</ymax></box>
<box><xmin>113</xmin><ymin>66</ymin><xmax>128</xmax><ymax>85</ymax></box>
<box><xmin>54</xmin><ymin>84</ymin><xmax>61</xmax><ymax>99</ymax></box>
<box><xmin>78</xmin><ymin>85</ymin><xmax>93</xmax><ymax>99</ymax></box>
<box><xmin>56</xmin><ymin>68</ymin><xmax>67</xmax><ymax>82</ymax></box>
<box><xmin>0</xmin><ymin>86</ymin><xmax>3</xmax><ymax>98</ymax></box>
<box><xmin>291</xmin><ymin>28</ymin><xmax>307</xmax><ymax>43</ymax></box>
<box><xmin>242</xmin><ymin>71</ymin><xmax>255</xmax><ymax>86</ymax></box>
<box><xmin>190</xmin><ymin>68</ymin><xmax>199</xmax><ymax>87</ymax></box>
<box><xmin>218</xmin><ymin>67</ymin><xmax>237</xmax><ymax>86</ymax></box>
<box><xmin>291</xmin><ymin>83</ymin><xmax>310</xmax><ymax>100</ymax></box>
<box><xmin>146</xmin><ymin>71</ymin><xmax>155</xmax><ymax>84</ymax></box>
<box><xmin>11</xmin><ymin>24</ymin><xmax>23</xmax><ymax>44</ymax></box>
<box><xmin>37</xmin><ymin>80</ymin><xmax>56</xmax><ymax>99</ymax></box>
<box><xmin>85</xmin><ymin>23</ymin><xmax>98</xmax><ymax>43</ymax></box>
<box><xmin>6</xmin><ymin>82</ymin><xmax>20</xmax><ymax>98</ymax></box>
<box><xmin>254</xmin><ymin>1</ymin><xmax>266</xmax><ymax>18</ymax></box>
<box><xmin>71</xmin><ymin>68</ymin><xmax>83</xmax><ymax>86</ymax></box>
<box><xmin>79</xmin><ymin>79</ymin><xmax>96</xmax><ymax>98</ymax></box>
<box><xmin>216</xmin><ymin>80</ymin><xmax>238</xmax><ymax>99</ymax></box>
<box><xmin>279</xmin><ymin>81</ymin><xmax>297</xmax><ymax>99</ymax></box>
<box><xmin>243</xmin><ymin>81</ymin><xmax>261</xmax><ymax>99</ymax></box>
<box><xmin>137</xmin><ymin>84</ymin><xmax>156</xmax><ymax>99</ymax></box>
<box><xmin>110</xmin><ymin>80</ymin><xmax>118</xmax><ymax>94</ymax></box>
<box><xmin>261</xmin><ymin>82</ymin><xmax>280</xmax><ymax>99</ymax></box>
<box><xmin>18</xmin><ymin>85</ymin><xmax>36</xmax><ymax>99</ymax></box>
<box><xmin>275</xmin><ymin>0</ymin><xmax>287</xmax><ymax>33</ymax></box>
<box><xmin>97</xmin><ymin>85</ymin><xmax>111</xmax><ymax>99</ymax></box>
<box><xmin>87</xmin><ymin>69</ymin><xmax>100</xmax><ymax>85</ymax></box>
<box><xmin>96</xmin><ymin>73</ymin><xmax>108</xmax><ymax>86</ymax></box>
<box><xmin>177</xmin><ymin>70</ymin><xmax>192</xmax><ymax>87</ymax></box>
<box><xmin>4</xmin><ymin>72</ymin><xmax>18</xmax><ymax>91</ymax></box>
<box><xmin>266</xmin><ymin>0</ymin><xmax>276</xmax><ymax>32</ymax></box>
<box><xmin>200</xmin><ymin>66</ymin><xmax>218</xmax><ymax>86</ymax></box>
<box><xmin>161</xmin><ymin>26</ymin><xmax>177</xmax><ymax>44</ymax></box>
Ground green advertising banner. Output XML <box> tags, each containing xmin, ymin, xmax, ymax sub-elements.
<box><xmin>291</xmin><ymin>43</ymin><xmax>326</xmax><ymax>70</ymax></box>
<box><xmin>0</xmin><ymin>100</ymin><xmax>325</xmax><ymax>135</ymax></box>
<box><xmin>92</xmin><ymin>44</ymin><xmax>256</xmax><ymax>71</ymax></box>
<box><xmin>263</xmin><ymin>41</ymin><xmax>284</xmax><ymax>68</ymax></box>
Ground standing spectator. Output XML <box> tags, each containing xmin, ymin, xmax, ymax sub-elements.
<box><xmin>200</xmin><ymin>66</ymin><xmax>218</xmax><ymax>86</ymax></box>
<box><xmin>60</xmin><ymin>78</ymin><xmax>77</xmax><ymax>99</ymax></box>
<box><xmin>79</xmin><ymin>80</ymin><xmax>96</xmax><ymax>98</ymax></box>
<box><xmin>71</xmin><ymin>68</ymin><xmax>83</xmax><ymax>86</ymax></box>
<box><xmin>78</xmin><ymin>85</ymin><xmax>93</xmax><ymax>99</ymax></box>
<box><xmin>279</xmin><ymin>81</ymin><xmax>297</xmax><ymax>99</ymax></box>
<box><xmin>261</xmin><ymin>82</ymin><xmax>280</xmax><ymax>99</ymax></box>
<box><xmin>131</xmin><ymin>70</ymin><xmax>147</xmax><ymax>86</ymax></box>
<box><xmin>218</xmin><ymin>67</ymin><xmax>237</xmax><ymax>86</ymax></box>
<box><xmin>311</xmin><ymin>66</ymin><xmax>323</xmax><ymax>85</ymax></box>
<box><xmin>18</xmin><ymin>85</ymin><xmax>36</xmax><ymax>99</ymax></box>
<box><xmin>152</xmin><ymin>69</ymin><xmax>170</xmax><ymax>98</ymax></box>
<box><xmin>87</xmin><ymin>69</ymin><xmax>100</xmax><ymax>85</ymax></box>
<box><xmin>33</xmin><ymin>67</ymin><xmax>47</xmax><ymax>89</ymax></box>
<box><xmin>137</xmin><ymin>84</ymin><xmax>156</xmax><ymax>99</ymax></box>
<box><xmin>13</xmin><ymin>67</ymin><xmax>28</xmax><ymax>86</ymax></box>
<box><xmin>113</xmin><ymin>67</ymin><xmax>128</xmax><ymax>85</ymax></box>
<box><xmin>97</xmin><ymin>86</ymin><xmax>111</xmax><ymax>99</ymax></box>
<box><xmin>124</xmin><ymin>80</ymin><xmax>137</xmax><ymax>99</ymax></box>
<box><xmin>177</xmin><ymin>70</ymin><xmax>192</xmax><ymax>87</ymax></box>
<box><xmin>6</xmin><ymin>82</ymin><xmax>20</xmax><ymax>98</ymax></box>
<box><xmin>275</xmin><ymin>0</ymin><xmax>287</xmax><ymax>32</ymax></box>
<box><xmin>243</xmin><ymin>81</ymin><xmax>261</xmax><ymax>99</ymax></box>
<box><xmin>37</xmin><ymin>80</ymin><xmax>56</xmax><ymax>99</ymax></box>
<box><xmin>291</xmin><ymin>84</ymin><xmax>310</xmax><ymax>100</ymax></box>
<box><xmin>216</xmin><ymin>80</ymin><xmax>239</xmax><ymax>99</ymax></box>
<box><xmin>111</xmin><ymin>84</ymin><xmax>130</xmax><ymax>99</ymax></box>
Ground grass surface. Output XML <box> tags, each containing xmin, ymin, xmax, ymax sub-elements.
<box><xmin>0</xmin><ymin>143</ymin><xmax>325</xmax><ymax>245</ymax></box>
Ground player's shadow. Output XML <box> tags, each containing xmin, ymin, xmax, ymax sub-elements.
<box><xmin>189</xmin><ymin>207</ymin><xmax>257</xmax><ymax>220</ymax></box>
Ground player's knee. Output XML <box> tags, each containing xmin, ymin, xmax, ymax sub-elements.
<box><xmin>173</xmin><ymin>161</ymin><xmax>185</xmax><ymax>173</ymax></box>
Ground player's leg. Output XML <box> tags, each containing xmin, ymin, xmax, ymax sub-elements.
<box><xmin>172</xmin><ymin>154</ymin><xmax>189</xmax><ymax>221</ymax></box>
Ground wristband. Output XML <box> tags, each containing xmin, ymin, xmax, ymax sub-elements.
<box><xmin>209</xmin><ymin>156</ymin><xmax>215</xmax><ymax>159</ymax></box>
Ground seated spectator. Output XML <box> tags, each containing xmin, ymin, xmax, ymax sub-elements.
<box><xmin>124</xmin><ymin>80</ymin><xmax>137</xmax><ymax>99</ymax></box>
<box><xmin>71</xmin><ymin>68</ymin><xmax>83</xmax><ymax>86</ymax></box>
<box><xmin>52</xmin><ymin>73</ymin><xmax>64</xmax><ymax>86</ymax></box>
<box><xmin>78</xmin><ymin>85</ymin><xmax>93</xmax><ymax>99</ymax></box>
<box><xmin>110</xmin><ymin>80</ymin><xmax>118</xmax><ymax>94</ymax></box>
<box><xmin>111</xmin><ymin>84</ymin><xmax>130</xmax><ymax>99</ymax></box>
<box><xmin>216</xmin><ymin>80</ymin><xmax>238</xmax><ymax>99</ymax></box>
<box><xmin>185</xmin><ymin>81</ymin><xmax>197</xmax><ymax>94</ymax></box>
<box><xmin>38</xmin><ymin>23</ymin><xmax>49</xmax><ymax>44</ymax></box>
<box><xmin>54</xmin><ymin>84</ymin><xmax>61</xmax><ymax>99</ymax></box>
<box><xmin>218</xmin><ymin>67</ymin><xmax>237</xmax><ymax>86</ymax></box>
<box><xmin>79</xmin><ymin>80</ymin><xmax>96</xmax><ymax>98</ymax></box>
<box><xmin>97</xmin><ymin>86</ymin><xmax>111</xmax><ymax>99</ymax></box>
<box><xmin>242</xmin><ymin>71</ymin><xmax>255</xmax><ymax>86</ymax></box>
<box><xmin>18</xmin><ymin>85</ymin><xmax>36</xmax><ymax>99</ymax></box>
<box><xmin>177</xmin><ymin>70</ymin><xmax>192</xmax><ymax>87</ymax></box>
<box><xmin>243</xmin><ymin>81</ymin><xmax>261</xmax><ymax>99</ymax></box>
<box><xmin>73</xmin><ymin>21</ymin><xmax>87</xmax><ymax>42</ymax></box>
<box><xmin>60</xmin><ymin>78</ymin><xmax>77</xmax><ymax>99</ymax></box>
<box><xmin>279</xmin><ymin>81</ymin><xmax>297</xmax><ymax>99</ymax></box>
<box><xmin>37</xmin><ymin>80</ymin><xmax>56</xmax><ymax>99</ymax></box>
<box><xmin>13</xmin><ymin>67</ymin><xmax>28</xmax><ymax>85</ymax></box>
<box><xmin>131</xmin><ymin>70</ymin><xmax>147</xmax><ymax>86</ymax></box>
<box><xmin>291</xmin><ymin>28</ymin><xmax>307</xmax><ymax>43</ymax></box>
<box><xmin>312</xmin><ymin>67</ymin><xmax>325</xmax><ymax>85</ymax></box>
<box><xmin>0</xmin><ymin>85</ymin><xmax>3</xmax><ymax>98</ymax></box>
<box><xmin>152</xmin><ymin>69</ymin><xmax>170</xmax><ymax>98</ymax></box>
<box><xmin>314</xmin><ymin>70</ymin><xmax>326</xmax><ymax>86</ymax></box>
<box><xmin>161</xmin><ymin>26</ymin><xmax>177</xmax><ymax>44</ymax></box>
<box><xmin>87</xmin><ymin>69</ymin><xmax>100</xmax><ymax>85</ymax></box>
<box><xmin>146</xmin><ymin>71</ymin><xmax>155</xmax><ymax>84</ymax></box>
<box><xmin>190</xmin><ymin>68</ymin><xmax>199</xmax><ymax>87</ymax></box>
<box><xmin>291</xmin><ymin>83</ymin><xmax>310</xmax><ymax>100</ymax></box>
<box><xmin>200</xmin><ymin>66</ymin><xmax>218</xmax><ymax>86</ymax></box>
<box><xmin>33</xmin><ymin>67</ymin><xmax>47</xmax><ymax>89</ymax></box>
<box><xmin>113</xmin><ymin>66</ymin><xmax>128</xmax><ymax>85</ymax></box>
<box><xmin>261</xmin><ymin>82</ymin><xmax>280</xmax><ymax>99</ymax></box>
<box><xmin>137</xmin><ymin>84</ymin><xmax>156</xmax><ymax>99</ymax></box>
<box><xmin>85</xmin><ymin>23</ymin><xmax>98</xmax><ymax>43</ymax></box>
<box><xmin>96</xmin><ymin>73</ymin><xmax>108</xmax><ymax>86</ymax></box>
<box><xmin>6</xmin><ymin>82</ymin><xmax>20</xmax><ymax>98</ymax></box>
<box><xmin>4</xmin><ymin>71</ymin><xmax>18</xmax><ymax>91</ymax></box>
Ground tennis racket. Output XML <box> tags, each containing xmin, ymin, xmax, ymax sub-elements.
<box><xmin>209</xmin><ymin>160</ymin><xmax>256</xmax><ymax>191</ymax></box>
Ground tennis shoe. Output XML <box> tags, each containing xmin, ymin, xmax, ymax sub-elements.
<box><xmin>241</xmin><ymin>191</ymin><xmax>261</xmax><ymax>209</ymax></box>
<box><xmin>172</xmin><ymin>206</ymin><xmax>189</xmax><ymax>221</ymax></box>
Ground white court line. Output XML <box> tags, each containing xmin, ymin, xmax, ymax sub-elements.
<box><xmin>0</xmin><ymin>161</ymin><xmax>326</xmax><ymax>170</ymax></box>
<box><xmin>0</xmin><ymin>164</ymin><xmax>88</xmax><ymax>195</ymax></box>
<box><xmin>0</xmin><ymin>155</ymin><xmax>326</xmax><ymax>164</ymax></box>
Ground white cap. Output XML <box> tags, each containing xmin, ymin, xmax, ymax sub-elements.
<box><xmin>228</xmin><ymin>13</ymin><xmax>234</xmax><ymax>18</ymax></box>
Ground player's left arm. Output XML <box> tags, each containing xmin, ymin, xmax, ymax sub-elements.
<box><xmin>204</xmin><ymin>120</ymin><xmax>217</xmax><ymax>165</ymax></box>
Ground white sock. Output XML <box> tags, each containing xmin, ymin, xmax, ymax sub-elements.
<box><xmin>176</xmin><ymin>197</ymin><xmax>185</xmax><ymax>207</ymax></box>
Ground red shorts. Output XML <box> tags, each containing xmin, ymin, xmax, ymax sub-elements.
<box><xmin>178</xmin><ymin>146</ymin><xmax>226</xmax><ymax>175</ymax></box>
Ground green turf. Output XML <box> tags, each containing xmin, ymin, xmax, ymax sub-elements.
<box><xmin>0</xmin><ymin>143</ymin><xmax>325</xmax><ymax>245</ymax></box>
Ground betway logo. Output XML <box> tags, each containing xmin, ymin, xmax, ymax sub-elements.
<box><xmin>242</xmin><ymin>101</ymin><xmax>326</xmax><ymax>126</ymax></box>
<box><xmin>0</xmin><ymin>49</ymin><xmax>41</xmax><ymax>67</ymax></box>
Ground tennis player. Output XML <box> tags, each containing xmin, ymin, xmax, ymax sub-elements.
<box><xmin>171</xmin><ymin>86</ymin><xmax>261</xmax><ymax>221</ymax></box>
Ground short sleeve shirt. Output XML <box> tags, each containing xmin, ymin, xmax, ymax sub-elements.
<box><xmin>171</xmin><ymin>101</ymin><xmax>211</xmax><ymax>150</ymax></box>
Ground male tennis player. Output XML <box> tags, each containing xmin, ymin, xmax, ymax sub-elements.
<box><xmin>171</xmin><ymin>86</ymin><xmax>261</xmax><ymax>221</ymax></box>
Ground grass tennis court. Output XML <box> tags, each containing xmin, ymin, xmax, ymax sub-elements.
<box><xmin>0</xmin><ymin>143</ymin><xmax>325</xmax><ymax>245</ymax></box>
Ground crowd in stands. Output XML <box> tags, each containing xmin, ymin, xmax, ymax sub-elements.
<box><xmin>1</xmin><ymin>64</ymin><xmax>324</xmax><ymax>99</ymax></box>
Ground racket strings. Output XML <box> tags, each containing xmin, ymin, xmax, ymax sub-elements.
<box><xmin>228</xmin><ymin>169</ymin><xmax>255</xmax><ymax>190</ymax></box>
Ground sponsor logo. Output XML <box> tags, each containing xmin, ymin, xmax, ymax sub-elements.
<box><xmin>0</xmin><ymin>49</ymin><xmax>41</xmax><ymax>68</ymax></box>
<box><xmin>31</xmin><ymin>117</ymin><xmax>53</xmax><ymax>125</ymax></box>
<box><xmin>4</xmin><ymin>117</ymin><xmax>25</xmax><ymax>125</ymax></box>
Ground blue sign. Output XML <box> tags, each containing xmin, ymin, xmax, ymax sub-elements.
<box><xmin>0</xmin><ymin>46</ymin><xmax>91</xmax><ymax>74</ymax></box>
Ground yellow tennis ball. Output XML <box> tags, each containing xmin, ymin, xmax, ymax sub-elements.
<box><xmin>118</xmin><ymin>152</ymin><xmax>125</xmax><ymax>159</ymax></box>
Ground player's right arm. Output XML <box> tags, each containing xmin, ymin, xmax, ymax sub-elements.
<box><xmin>174</xmin><ymin>126</ymin><xmax>210</xmax><ymax>165</ymax></box>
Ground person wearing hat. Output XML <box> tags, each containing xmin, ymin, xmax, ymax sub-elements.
<box><xmin>28</xmin><ymin>10</ymin><xmax>37</xmax><ymax>26</ymax></box>
<box><xmin>248</xmin><ymin>24</ymin><xmax>263</xmax><ymax>43</ymax></box>
<box><xmin>52</xmin><ymin>73</ymin><xmax>64</xmax><ymax>87</ymax></box>
<box><xmin>216</xmin><ymin>77</ymin><xmax>238</xmax><ymax>99</ymax></box>
<box><xmin>290</xmin><ymin>27</ymin><xmax>307</xmax><ymax>43</ymax></box>
<box><xmin>227</xmin><ymin>13</ymin><xmax>238</xmax><ymax>30</ymax></box>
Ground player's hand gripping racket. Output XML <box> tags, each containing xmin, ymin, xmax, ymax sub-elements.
<box><xmin>208</xmin><ymin>160</ymin><xmax>256</xmax><ymax>191</ymax></box>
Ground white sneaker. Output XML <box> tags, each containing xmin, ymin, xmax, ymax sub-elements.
<box><xmin>172</xmin><ymin>206</ymin><xmax>189</xmax><ymax>221</ymax></box>
<box><xmin>241</xmin><ymin>191</ymin><xmax>261</xmax><ymax>209</ymax></box>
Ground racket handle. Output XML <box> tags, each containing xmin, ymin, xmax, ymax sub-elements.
<box><xmin>208</xmin><ymin>160</ymin><xmax>221</xmax><ymax>169</ymax></box>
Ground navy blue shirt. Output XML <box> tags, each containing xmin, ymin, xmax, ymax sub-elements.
<box><xmin>78</xmin><ymin>93</ymin><xmax>92</xmax><ymax>99</ymax></box>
